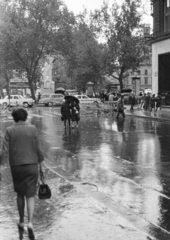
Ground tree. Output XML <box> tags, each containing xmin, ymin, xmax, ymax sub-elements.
<box><xmin>91</xmin><ymin>0</ymin><xmax>151</xmax><ymax>90</ymax></box>
<box><xmin>0</xmin><ymin>0</ymin><xmax>75</xmax><ymax>99</ymax></box>
<box><xmin>64</xmin><ymin>20</ymin><xmax>105</xmax><ymax>92</ymax></box>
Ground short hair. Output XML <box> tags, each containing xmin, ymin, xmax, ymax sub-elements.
<box><xmin>11</xmin><ymin>108</ymin><xmax>28</xmax><ymax>122</ymax></box>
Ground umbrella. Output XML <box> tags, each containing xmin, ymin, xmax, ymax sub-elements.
<box><xmin>121</xmin><ymin>88</ymin><xmax>133</xmax><ymax>93</ymax></box>
<box><xmin>55</xmin><ymin>87</ymin><xmax>65</xmax><ymax>95</ymax></box>
<box><xmin>64</xmin><ymin>95</ymin><xmax>79</xmax><ymax>104</ymax></box>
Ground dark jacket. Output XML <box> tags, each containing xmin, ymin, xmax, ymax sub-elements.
<box><xmin>71</xmin><ymin>103</ymin><xmax>80</xmax><ymax>122</ymax></box>
<box><xmin>2</xmin><ymin>122</ymin><xmax>44</xmax><ymax>166</ymax></box>
<box><xmin>129</xmin><ymin>95</ymin><xmax>136</xmax><ymax>104</ymax></box>
<box><xmin>61</xmin><ymin>102</ymin><xmax>71</xmax><ymax>119</ymax></box>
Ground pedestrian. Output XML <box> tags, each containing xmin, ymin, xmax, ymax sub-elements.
<box><xmin>71</xmin><ymin>99</ymin><xmax>80</xmax><ymax>128</ymax></box>
<box><xmin>155</xmin><ymin>93</ymin><xmax>162</xmax><ymax>112</ymax></box>
<box><xmin>1</xmin><ymin>108</ymin><xmax>44</xmax><ymax>240</ymax></box>
<box><xmin>116</xmin><ymin>95</ymin><xmax>126</xmax><ymax>119</ymax></box>
<box><xmin>37</xmin><ymin>92</ymin><xmax>41</xmax><ymax>103</ymax></box>
<box><xmin>61</xmin><ymin>98</ymin><xmax>71</xmax><ymax>128</ymax></box>
<box><xmin>145</xmin><ymin>93</ymin><xmax>151</xmax><ymax>111</ymax></box>
<box><xmin>150</xmin><ymin>94</ymin><xmax>156</xmax><ymax>112</ymax></box>
<box><xmin>139</xmin><ymin>93</ymin><xmax>144</xmax><ymax>109</ymax></box>
<box><xmin>129</xmin><ymin>92</ymin><xmax>136</xmax><ymax>111</ymax></box>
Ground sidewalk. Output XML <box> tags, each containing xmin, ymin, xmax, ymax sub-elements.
<box><xmin>125</xmin><ymin>104</ymin><xmax>170</xmax><ymax>121</ymax></box>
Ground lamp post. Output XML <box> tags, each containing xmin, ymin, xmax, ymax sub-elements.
<box><xmin>132</xmin><ymin>72</ymin><xmax>140</xmax><ymax>95</ymax></box>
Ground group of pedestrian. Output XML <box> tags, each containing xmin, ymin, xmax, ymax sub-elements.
<box><xmin>60</xmin><ymin>98</ymin><xmax>80</xmax><ymax>129</ymax></box>
<box><xmin>139</xmin><ymin>92</ymin><xmax>162</xmax><ymax>112</ymax></box>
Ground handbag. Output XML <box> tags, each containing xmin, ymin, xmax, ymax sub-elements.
<box><xmin>38</xmin><ymin>170</ymin><xmax>51</xmax><ymax>200</ymax></box>
<box><xmin>61</xmin><ymin>116</ymin><xmax>64</xmax><ymax>121</ymax></box>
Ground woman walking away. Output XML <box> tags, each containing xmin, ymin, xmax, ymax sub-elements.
<box><xmin>71</xmin><ymin>100</ymin><xmax>80</xmax><ymax>128</ymax></box>
<box><xmin>61</xmin><ymin>98</ymin><xmax>71</xmax><ymax>128</ymax></box>
<box><xmin>1</xmin><ymin>108</ymin><xmax>44</xmax><ymax>240</ymax></box>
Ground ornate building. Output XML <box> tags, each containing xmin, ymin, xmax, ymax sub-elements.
<box><xmin>151</xmin><ymin>0</ymin><xmax>170</xmax><ymax>94</ymax></box>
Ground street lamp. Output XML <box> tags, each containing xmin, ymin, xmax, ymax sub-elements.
<box><xmin>132</xmin><ymin>72</ymin><xmax>140</xmax><ymax>94</ymax></box>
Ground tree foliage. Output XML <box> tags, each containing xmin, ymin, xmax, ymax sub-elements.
<box><xmin>90</xmin><ymin>0</ymin><xmax>151</xmax><ymax>90</ymax></box>
<box><xmin>0</xmin><ymin>0</ymin><xmax>75</xmax><ymax>98</ymax></box>
<box><xmin>61</xmin><ymin>19</ymin><xmax>105</xmax><ymax>92</ymax></box>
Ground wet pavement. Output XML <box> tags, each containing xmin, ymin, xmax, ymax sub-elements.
<box><xmin>0</xmin><ymin>106</ymin><xmax>170</xmax><ymax>240</ymax></box>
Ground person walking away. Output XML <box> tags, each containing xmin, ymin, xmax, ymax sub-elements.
<box><xmin>61</xmin><ymin>98</ymin><xmax>71</xmax><ymax>128</ymax></box>
<box><xmin>1</xmin><ymin>108</ymin><xmax>44</xmax><ymax>240</ymax></box>
<box><xmin>150</xmin><ymin>94</ymin><xmax>156</xmax><ymax>112</ymax></box>
<box><xmin>116</xmin><ymin>95</ymin><xmax>125</xmax><ymax>119</ymax></box>
<box><xmin>129</xmin><ymin>92</ymin><xmax>136</xmax><ymax>111</ymax></box>
<box><xmin>155</xmin><ymin>93</ymin><xmax>162</xmax><ymax>113</ymax></box>
<box><xmin>145</xmin><ymin>93</ymin><xmax>151</xmax><ymax>111</ymax></box>
<box><xmin>71</xmin><ymin>100</ymin><xmax>80</xmax><ymax>128</ymax></box>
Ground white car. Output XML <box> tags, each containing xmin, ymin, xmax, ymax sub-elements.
<box><xmin>74</xmin><ymin>95</ymin><xmax>101</xmax><ymax>104</ymax></box>
<box><xmin>38</xmin><ymin>93</ymin><xmax>64</xmax><ymax>106</ymax></box>
<box><xmin>0</xmin><ymin>95</ymin><xmax>34</xmax><ymax>108</ymax></box>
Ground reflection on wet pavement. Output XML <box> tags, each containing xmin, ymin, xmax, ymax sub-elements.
<box><xmin>0</xmin><ymin>107</ymin><xmax>170</xmax><ymax>240</ymax></box>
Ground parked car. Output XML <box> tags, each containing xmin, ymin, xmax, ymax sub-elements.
<box><xmin>38</xmin><ymin>93</ymin><xmax>64</xmax><ymax>106</ymax></box>
<box><xmin>0</xmin><ymin>95</ymin><xmax>34</xmax><ymax>108</ymax></box>
<box><xmin>74</xmin><ymin>94</ymin><xmax>101</xmax><ymax>104</ymax></box>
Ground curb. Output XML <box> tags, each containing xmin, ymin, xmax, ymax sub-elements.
<box><xmin>125</xmin><ymin>111</ymin><xmax>170</xmax><ymax>122</ymax></box>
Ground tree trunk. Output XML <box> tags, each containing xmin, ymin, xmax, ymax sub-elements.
<box><xmin>27</xmin><ymin>76</ymin><xmax>36</xmax><ymax>100</ymax></box>
<box><xmin>119</xmin><ymin>66</ymin><xmax>125</xmax><ymax>91</ymax></box>
<box><xmin>119</xmin><ymin>75</ymin><xmax>123</xmax><ymax>90</ymax></box>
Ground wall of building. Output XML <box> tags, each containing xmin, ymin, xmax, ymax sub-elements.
<box><xmin>124</xmin><ymin>65</ymin><xmax>152</xmax><ymax>94</ymax></box>
<box><xmin>152</xmin><ymin>38</ymin><xmax>170</xmax><ymax>94</ymax></box>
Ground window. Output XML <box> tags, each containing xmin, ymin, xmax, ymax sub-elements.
<box><xmin>137</xmin><ymin>70</ymin><xmax>141</xmax><ymax>75</ymax></box>
<box><xmin>145</xmin><ymin>69</ymin><xmax>148</xmax><ymax>75</ymax></box>
<box><xmin>144</xmin><ymin>77</ymin><xmax>148</xmax><ymax>84</ymax></box>
<box><xmin>164</xmin><ymin>0</ymin><xmax>170</xmax><ymax>32</ymax></box>
<box><xmin>14</xmin><ymin>96</ymin><xmax>19</xmax><ymax>99</ymax></box>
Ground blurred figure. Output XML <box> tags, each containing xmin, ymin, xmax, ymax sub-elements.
<box><xmin>139</xmin><ymin>93</ymin><xmax>145</xmax><ymax>109</ymax></box>
<box><xmin>71</xmin><ymin>100</ymin><xmax>80</xmax><ymax>128</ymax></box>
<box><xmin>129</xmin><ymin>92</ymin><xmax>136</xmax><ymax>111</ymax></box>
<box><xmin>116</xmin><ymin>95</ymin><xmax>125</xmax><ymax>119</ymax></box>
<box><xmin>61</xmin><ymin>98</ymin><xmax>71</xmax><ymax>128</ymax></box>
<box><xmin>145</xmin><ymin>93</ymin><xmax>151</xmax><ymax>111</ymax></box>
<box><xmin>37</xmin><ymin>92</ymin><xmax>41</xmax><ymax>103</ymax></box>
<box><xmin>155</xmin><ymin>93</ymin><xmax>162</xmax><ymax>112</ymax></box>
<box><xmin>150</xmin><ymin>94</ymin><xmax>156</xmax><ymax>112</ymax></box>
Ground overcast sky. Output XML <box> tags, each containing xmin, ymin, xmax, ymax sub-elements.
<box><xmin>64</xmin><ymin>0</ymin><xmax>152</xmax><ymax>25</ymax></box>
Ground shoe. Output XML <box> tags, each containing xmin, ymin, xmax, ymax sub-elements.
<box><xmin>17</xmin><ymin>223</ymin><xmax>25</xmax><ymax>240</ymax></box>
<box><xmin>27</xmin><ymin>226</ymin><xmax>35</xmax><ymax>240</ymax></box>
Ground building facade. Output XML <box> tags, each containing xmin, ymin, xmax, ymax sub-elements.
<box><xmin>151</xmin><ymin>0</ymin><xmax>170</xmax><ymax>94</ymax></box>
<box><xmin>124</xmin><ymin>65</ymin><xmax>152</xmax><ymax>94</ymax></box>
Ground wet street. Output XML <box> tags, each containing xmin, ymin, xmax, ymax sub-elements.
<box><xmin>0</xmin><ymin>106</ymin><xmax>170</xmax><ymax>240</ymax></box>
